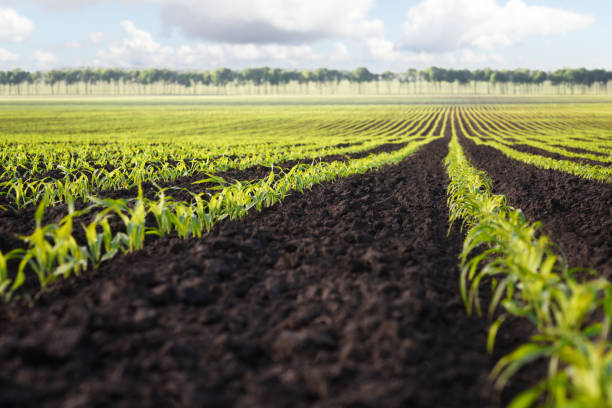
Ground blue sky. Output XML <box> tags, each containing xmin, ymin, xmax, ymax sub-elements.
<box><xmin>0</xmin><ymin>0</ymin><xmax>610</xmax><ymax>72</ymax></box>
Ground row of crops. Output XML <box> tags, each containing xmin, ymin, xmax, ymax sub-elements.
<box><xmin>458</xmin><ymin>104</ymin><xmax>612</xmax><ymax>181</ymax></box>
<box><xmin>0</xmin><ymin>102</ymin><xmax>611</xmax><ymax>406</ymax></box>
<box><xmin>0</xmin><ymin>105</ymin><xmax>447</xmax><ymax>293</ymax></box>
<box><xmin>446</xmin><ymin>110</ymin><xmax>611</xmax><ymax>407</ymax></box>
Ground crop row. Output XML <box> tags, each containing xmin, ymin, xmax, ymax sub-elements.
<box><xmin>0</xmin><ymin>130</ymin><xmax>444</xmax><ymax>298</ymax></box>
<box><xmin>0</xmin><ymin>108</ymin><xmax>435</xmax><ymax>178</ymax></box>
<box><xmin>446</xmin><ymin>110</ymin><xmax>612</xmax><ymax>407</ymax></box>
<box><xmin>462</xmin><ymin>106</ymin><xmax>611</xmax><ymax>162</ymax></box>
<box><xmin>456</xmin><ymin>107</ymin><xmax>612</xmax><ymax>182</ymax></box>
<box><xmin>0</xmin><ymin>108</ymin><xmax>445</xmax><ymax>210</ymax></box>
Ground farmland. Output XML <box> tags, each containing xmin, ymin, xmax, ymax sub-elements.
<box><xmin>0</xmin><ymin>98</ymin><xmax>611</xmax><ymax>407</ymax></box>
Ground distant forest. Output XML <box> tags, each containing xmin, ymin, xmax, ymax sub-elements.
<box><xmin>1</xmin><ymin>66</ymin><xmax>611</xmax><ymax>96</ymax></box>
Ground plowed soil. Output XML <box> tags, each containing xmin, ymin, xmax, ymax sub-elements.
<box><xmin>0</xmin><ymin>136</ymin><xmax>535</xmax><ymax>407</ymax></box>
<box><xmin>457</xmin><ymin>116</ymin><xmax>612</xmax><ymax>278</ymax></box>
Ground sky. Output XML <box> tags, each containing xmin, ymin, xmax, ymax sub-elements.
<box><xmin>0</xmin><ymin>0</ymin><xmax>610</xmax><ymax>72</ymax></box>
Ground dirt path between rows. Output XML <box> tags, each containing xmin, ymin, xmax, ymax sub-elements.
<box><xmin>457</xmin><ymin>113</ymin><xmax>612</xmax><ymax>278</ymax></box>
<box><xmin>0</xmin><ymin>135</ymin><xmax>532</xmax><ymax>407</ymax></box>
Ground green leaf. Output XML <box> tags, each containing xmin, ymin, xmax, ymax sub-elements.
<box><xmin>100</xmin><ymin>248</ymin><xmax>119</xmax><ymax>262</ymax></box>
<box><xmin>508</xmin><ymin>386</ymin><xmax>545</xmax><ymax>408</ymax></box>
<box><xmin>487</xmin><ymin>315</ymin><xmax>506</xmax><ymax>354</ymax></box>
<box><xmin>508</xmin><ymin>380</ymin><xmax>546</xmax><ymax>408</ymax></box>
<box><xmin>11</xmin><ymin>256</ymin><xmax>29</xmax><ymax>291</ymax></box>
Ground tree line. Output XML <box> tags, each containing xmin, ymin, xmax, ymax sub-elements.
<box><xmin>0</xmin><ymin>66</ymin><xmax>610</xmax><ymax>96</ymax></box>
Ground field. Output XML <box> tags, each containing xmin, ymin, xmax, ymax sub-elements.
<box><xmin>0</xmin><ymin>97</ymin><xmax>611</xmax><ymax>407</ymax></box>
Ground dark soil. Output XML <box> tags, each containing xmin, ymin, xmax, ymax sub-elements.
<box><xmin>0</xmin><ymin>136</ymin><xmax>534</xmax><ymax>408</ymax></box>
<box><xmin>457</xmin><ymin>114</ymin><xmax>612</xmax><ymax>278</ymax></box>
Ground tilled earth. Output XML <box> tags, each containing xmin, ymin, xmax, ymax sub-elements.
<box><xmin>0</xmin><ymin>136</ymin><xmax>538</xmax><ymax>407</ymax></box>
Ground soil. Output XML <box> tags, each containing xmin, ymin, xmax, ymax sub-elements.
<box><xmin>457</xmin><ymin>114</ymin><xmax>612</xmax><ymax>278</ymax></box>
<box><xmin>0</xmin><ymin>134</ymin><xmax>536</xmax><ymax>408</ymax></box>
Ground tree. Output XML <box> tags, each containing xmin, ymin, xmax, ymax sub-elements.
<box><xmin>1</xmin><ymin>66</ymin><xmax>611</xmax><ymax>97</ymax></box>
<box><xmin>380</xmin><ymin>70</ymin><xmax>395</xmax><ymax>93</ymax></box>
<box><xmin>350</xmin><ymin>67</ymin><xmax>375</xmax><ymax>94</ymax></box>
<box><xmin>211</xmin><ymin>68</ymin><xmax>234</xmax><ymax>94</ymax></box>
<box><xmin>532</xmin><ymin>70</ymin><xmax>547</xmax><ymax>84</ymax></box>
<box><xmin>351</xmin><ymin>67</ymin><xmax>375</xmax><ymax>83</ymax></box>
<box><xmin>381</xmin><ymin>70</ymin><xmax>395</xmax><ymax>82</ymax></box>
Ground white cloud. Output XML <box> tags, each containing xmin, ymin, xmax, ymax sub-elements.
<box><xmin>95</xmin><ymin>20</ymin><xmax>173</xmax><ymax>67</ymax></box>
<box><xmin>25</xmin><ymin>0</ymin><xmax>384</xmax><ymax>44</ymax></box>
<box><xmin>94</xmin><ymin>20</ymin><xmax>319</xmax><ymax>68</ymax></box>
<box><xmin>398</xmin><ymin>0</ymin><xmax>594</xmax><ymax>52</ymax></box>
<box><xmin>330</xmin><ymin>42</ymin><xmax>350</xmax><ymax>62</ymax></box>
<box><xmin>0</xmin><ymin>47</ymin><xmax>20</xmax><ymax>63</ymax></box>
<box><xmin>158</xmin><ymin>0</ymin><xmax>383</xmax><ymax>44</ymax></box>
<box><xmin>0</xmin><ymin>8</ymin><xmax>34</xmax><ymax>42</ymax></box>
<box><xmin>365</xmin><ymin>37</ymin><xmax>434</xmax><ymax>66</ymax></box>
<box><xmin>33</xmin><ymin>50</ymin><xmax>58</xmax><ymax>67</ymax></box>
<box><xmin>458</xmin><ymin>49</ymin><xmax>505</xmax><ymax>65</ymax></box>
<box><xmin>89</xmin><ymin>31</ymin><xmax>104</xmax><ymax>44</ymax></box>
<box><xmin>177</xmin><ymin>43</ymin><xmax>318</xmax><ymax>67</ymax></box>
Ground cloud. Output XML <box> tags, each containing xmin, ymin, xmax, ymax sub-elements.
<box><xmin>397</xmin><ymin>0</ymin><xmax>594</xmax><ymax>52</ymax></box>
<box><xmin>95</xmin><ymin>20</ymin><xmax>173</xmax><ymax>67</ymax></box>
<box><xmin>33</xmin><ymin>50</ymin><xmax>58</xmax><ymax>67</ymax></box>
<box><xmin>0</xmin><ymin>47</ymin><xmax>20</xmax><ymax>63</ymax></box>
<box><xmin>330</xmin><ymin>42</ymin><xmax>350</xmax><ymax>62</ymax></box>
<box><xmin>89</xmin><ymin>31</ymin><xmax>104</xmax><ymax>44</ymax></box>
<box><xmin>363</xmin><ymin>35</ymin><xmax>506</xmax><ymax>69</ymax></box>
<box><xmin>158</xmin><ymin>0</ymin><xmax>382</xmax><ymax>44</ymax></box>
<box><xmin>25</xmin><ymin>0</ymin><xmax>383</xmax><ymax>44</ymax></box>
<box><xmin>365</xmin><ymin>37</ymin><xmax>434</xmax><ymax>66</ymax></box>
<box><xmin>0</xmin><ymin>8</ymin><xmax>34</xmax><ymax>42</ymax></box>
<box><xmin>94</xmin><ymin>20</ymin><xmax>319</xmax><ymax>68</ymax></box>
<box><xmin>457</xmin><ymin>49</ymin><xmax>505</xmax><ymax>65</ymax></box>
<box><xmin>177</xmin><ymin>43</ymin><xmax>318</xmax><ymax>67</ymax></box>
